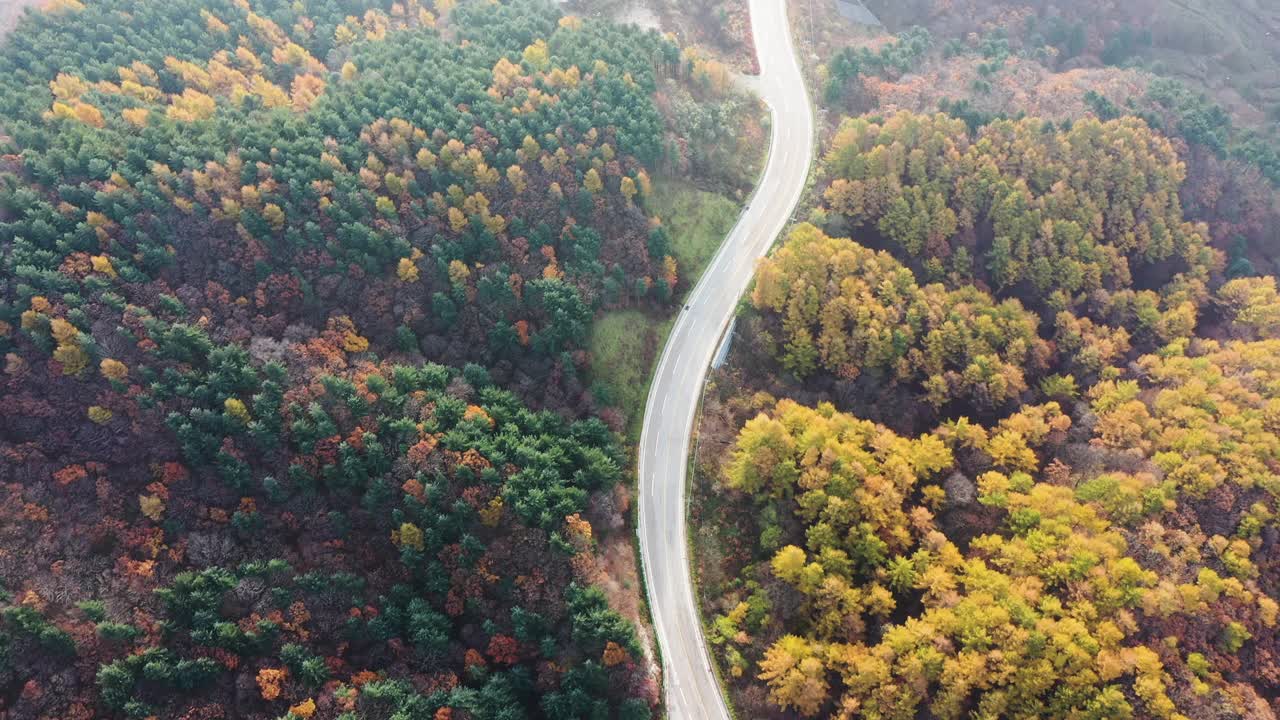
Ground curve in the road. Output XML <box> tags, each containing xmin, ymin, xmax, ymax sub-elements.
<box><xmin>636</xmin><ymin>1</ymin><xmax>814</xmax><ymax>717</ymax></box>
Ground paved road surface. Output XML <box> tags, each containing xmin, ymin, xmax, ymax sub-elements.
<box><xmin>636</xmin><ymin>1</ymin><xmax>813</xmax><ymax>717</ymax></box>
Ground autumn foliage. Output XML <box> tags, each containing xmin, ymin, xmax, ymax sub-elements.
<box><xmin>717</xmin><ymin>370</ymin><xmax>1279</xmax><ymax>717</ymax></box>
<box><xmin>752</xmin><ymin>223</ymin><xmax>1049</xmax><ymax>409</ymax></box>
<box><xmin>704</xmin><ymin>107</ymin><xmax>1280</xmax><ymax>718</ymax></box>
<box><xmin>820</xmin><ymin>112</ymin><xmax>1216</xmax><ymax>316</ymax></box>
<box><xmin>0</xmin><ymin>0</ymin><xmax>673</xmax><ymax>718</ymax></box>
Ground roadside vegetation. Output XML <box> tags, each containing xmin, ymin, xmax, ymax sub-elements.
<box><xmin>650</xmin><ymin>181</ymin><xmax>745</xmax><ymax>289</ymax></box>
<box><xmin>589</xmin><ymin>175</ymin><xmax>750</xmax><ymax>441</ymax></box>
<box><xmin>693</xmin><ymin>88</ymin><xmax>1280</xmax><ymax>720</ymax></box>
<box><xmin>0</xmin><ymin>0</ymin><xmax>762</xmax><ymax>717</ymax></box>
<box><xmin>586</xmin><ymin>40</ymin><xmax>768</xmax><ymax>438</ymax></box>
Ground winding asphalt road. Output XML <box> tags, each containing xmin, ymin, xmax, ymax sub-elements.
<box><xmin>636</xmin><ymin>1</ymin><xmax>813</xmax><ymax>717</ymax></box>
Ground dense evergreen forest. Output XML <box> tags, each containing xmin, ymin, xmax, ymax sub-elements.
<box><xmin>0</xmin><ymin>0</ymin><xmax>749</xmax><ymax>717</ymax></box>
<box><xmin>696</xmin><ymin>109</ymin><xmax>1280</xmax><ymax>718</ymax></box>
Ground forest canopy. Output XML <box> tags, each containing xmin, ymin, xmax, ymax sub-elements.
<box><xmin>712</xmin><ymin>303</ymin><xmax>1280</xmax><ymax>716</ymax></box>
<box><xmin>0</xmin><ymin>0</ymin><xmax>680</xmax><ymax>377</ymax></box>
<box><xmin>0</xmin><ymin>0</ymin><xmax>702</xmax><ymax>717</ymax></box>
<box><xmin>742</xmin><ymin>111</ymin><xmax>1230</xmax><ymax>428</ymax></box>
<box><xmin>700</xmin><ymin>106</ymin><xmax>1280</xmax><ymax>719</ymax></box>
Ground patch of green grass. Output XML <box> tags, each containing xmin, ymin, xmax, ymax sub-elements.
<box><xmin>649</xmin><ymin>179</ymin><xmax>742</xmax><ymax>287</ymax></box>
<box><xmin>589</xmin><ymin>310</ymin><xmax>674</xmax><ymax>442</ymax></box>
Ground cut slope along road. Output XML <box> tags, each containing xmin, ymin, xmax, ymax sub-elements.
<box><xmin>636</xmin><ymin>1</ymin><xmax>814</xmax><ymax>717</ymax></box>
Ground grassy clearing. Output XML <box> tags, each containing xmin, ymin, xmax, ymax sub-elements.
<box><xmin>589</xmin><ymin>310</ymin><xmax>674</xmax><ymax>442</ymax></box>
<box><xmin>649</xmin><ymin>179</ymin><xmax>743</xmax><ymax>286</ymax></box>
<box><xmin>589</xmin><ymin>179</ymin><xmax>742</xmax><ymax>441</ymax></box>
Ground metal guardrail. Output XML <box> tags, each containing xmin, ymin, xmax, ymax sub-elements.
<box><xmin>710</xmin><ymin>318</ymin><xmax>736</xmax><ymax>369</ymax></box>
